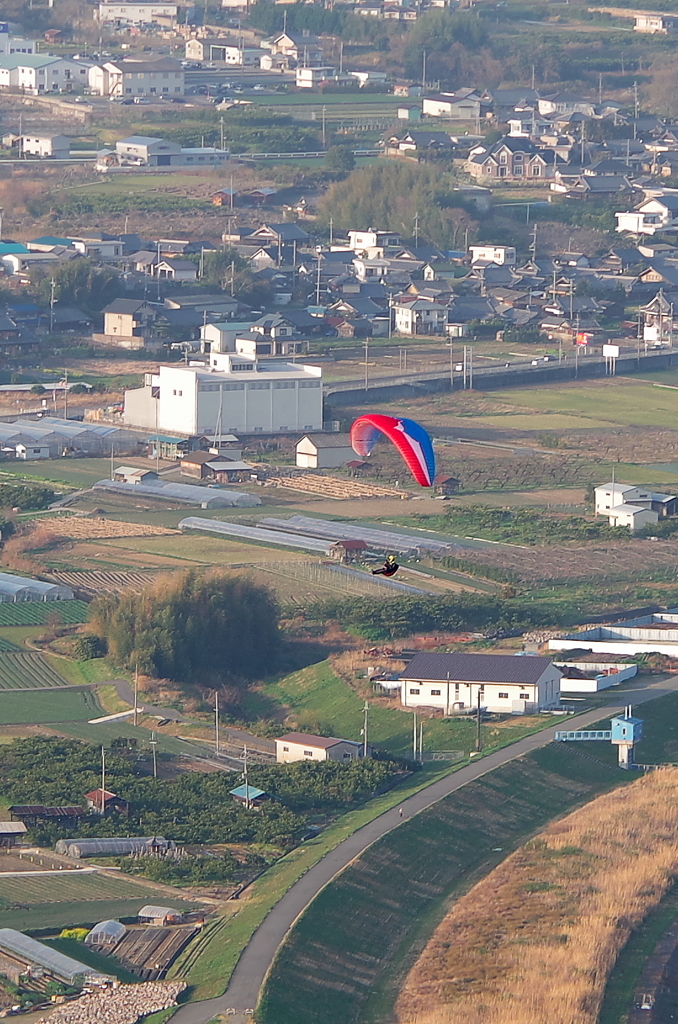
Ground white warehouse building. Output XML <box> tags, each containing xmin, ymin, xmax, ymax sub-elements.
<box><xmin>123</xmin><ymin>353</ymin><xmax>323</xmax><ymax>435</ymax></box>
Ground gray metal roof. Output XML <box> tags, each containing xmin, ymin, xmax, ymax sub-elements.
<box><xmin>93</xmin><ymin>479</ymin><xmax>261</xmax><ymax>508</ymax></box>
<box><xmin>179</xmin><ymin>516</ymin><xmax>333</xmax><ymax>553</ymax></box>
<box><xmin>402</xmin><ymin>652</ymin><xmax>553</xmax><ymax>684</ymax></box>
<box><xmin>138</xmin><ymin>905</ymin><xmax>181</xmax><ymax>918</ymax></box>
<box><xmin>298</xmin><ymin>434</ymin><xmax>352</xmax><ymax>449</ymax></box>
<box><xmin>257</xmin><ymin>516</ymin><xmax>454</xmax><ymax>556</ymax></box>
<box><xmin>0</xmin><ymin>929</ymin><xmax>109</xmax><ymax>984</ymax></box>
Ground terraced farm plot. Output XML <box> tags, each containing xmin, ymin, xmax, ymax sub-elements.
<box><xmin>0</xmin><ymin>871</ymin><xmax>198</xmax><ymax>931</ymax></box>
<box><xmin>47</xmin><ymin>570</ymin><xmax>158</xmax><ymax>596</ymax></box>
<box><xmin>0</xmin><ymin>688</ymin><xmax>100</xmax><ymax>724</ymax></box>
<box><xmin>0</xmin><ymin>601</ymin><xmax>88</xmax><ymax>626</ymax></box>
<box><xmin>0</xmin><ymin>652</ymin><xmax>70</xmax><ymax>690</ymax></box>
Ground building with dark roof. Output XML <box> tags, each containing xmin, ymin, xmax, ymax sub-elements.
<box><xmin>399</xmin><ymin>652</ymin><xmax>561</xmax><ymax>714</ymax></box>
<box><xmin>296</xmin><ymin>433</ymin><xmax>354</xmax><ymax>468</ymax></box>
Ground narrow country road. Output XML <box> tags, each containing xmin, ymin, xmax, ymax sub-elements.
<box><xmin>171</xmin><ymin>674</ymin><xmax>678</xmax><ymax>1024</ymax></box>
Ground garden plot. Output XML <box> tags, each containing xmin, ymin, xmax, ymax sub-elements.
<box><xmin>0</xmin><ymin>602</ymin><xmax>88</xmax><ymax>626</ymax></box>
<box><xmin>0</xmin><ymin>652</ymin><xmax>70</xmax><ymax>690</ymax></box>
<box><xmin>51</xmin><ymin>519</ymin><xmax>178</xmax><ymax>540</ymax></box>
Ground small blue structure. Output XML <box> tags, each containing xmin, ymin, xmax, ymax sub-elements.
<box><xmin>611</xmin><ymin>715</ymin><xmax>643</xmax><ymax>745</ymax></box>
<box><xmin>229</xmin><ymin>784</ymin><xmax>268</xmax><ymax>808</ymax></box>
<box><xmin>555</xmin><ymin>706</ymin><xmax>643</xmax><ymax>769</ymax></box>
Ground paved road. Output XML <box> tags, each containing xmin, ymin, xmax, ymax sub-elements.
<box><xmin>171</xmin><ymin>674</ymin><xmax>678</xmax><ymax>1024</ymax></box>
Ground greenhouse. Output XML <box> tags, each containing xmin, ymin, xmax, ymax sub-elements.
<box><xmin>0</xmin><ymin>929</ymin><xmax>110</xmax><ymax>986</ymax></box>
<box><xmin>85</xmin><ymin>920</ymin><xmax>126</xmax><ymax>947</ymax></box>
<box><xmin>55</xmin><ymin>836</ymin><xmax>174</xmax><ymax>858</ymax></box>
<box><xmin>0</xmin><ymin>573</ymin><xmax>73</xmax><ymax>602</ymax></box>
<box><xmin>93</xmin><ymin>479</ymin><xmax>261</xmax><ymax>508</ymax></box>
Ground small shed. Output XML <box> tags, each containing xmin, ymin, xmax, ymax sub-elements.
<box><xmin>84</xmin><ymin>789</ymin><xmax>129</xmax><ymax>816</ymax></box>
<box><xmin>434</xmin><ymin>474</ymin><xmax>460</xmax><ymax>496</ymax></box>
<box><xmin>15</xmin><ymin>444</ymin><xmax>49</xmax><ymax>461</ymax></box>
<box><xmin>329</xmin><ymin>539</ymin><xmax>368</xmax><ymax>563</ymax></box>
<box><xmin>138</xmin><ymin>905</ymin><xmax>183</xmax><ymax>926</ymax></box>
<box><xmin>296</xmin><ymin>433</ymin><xmax>354</xmax><ymax>469</ymax></box>
<box><xmin>113</xmin><ymin>465</ymin><xmax>158</xmax><ymax>485</ymax></box>
<box><xmin>0</xmin><ymin>821</ymin><xmax>26</xmax><ymax>848</ymax></box>
<box><xmin>608</xmin><ymin>504</ymin><xmax>658</xmax><ymax>531</ymax></box>
<box><xmin>180</xmin><ymin>450</ymin><xmax>220</xmax><ymax>479</ymax></box>
<box><xmin>229</xmin><ymin>784</ymin><xmax>268</xmax><ymax>808</ymax></box>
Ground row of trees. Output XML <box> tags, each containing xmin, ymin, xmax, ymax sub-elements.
<box><xmin>90</xmin><ymin>571</ymin><xmax>282</xmax><ymax>687</ymax></box>
<box><xmin>303</xmin><ymin>592</ymin><xmax>550</xmax><ymax>639</ymax></box>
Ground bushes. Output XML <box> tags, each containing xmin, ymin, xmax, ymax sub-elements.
<box><xmin>74</xmin><ymin>634</ymin><xmax>107</xmax><ymax>661</ymax></box>
<box><xmin>0</xmin><ymin>483</ymin><xmax>55</xmax><ymax>510</ymax></box>
<box><xmin>302</xmin><ymin>592</ymin><xmax>550</xmax><ymax>639</ymax></box>
<box><xmin>90</xmin><ymin>570</ymin><xmax>281</xmax><ymax>686</ymax></box>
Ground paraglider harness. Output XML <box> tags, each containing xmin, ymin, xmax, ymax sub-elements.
<box><xmin>372</xmin><ymin>555</ymin><xmax>399</xmax><ymax>577</ymax></box>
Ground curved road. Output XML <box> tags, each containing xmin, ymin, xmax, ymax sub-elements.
<box><xmin>172</xmin><ymin>674</ymin><xmax>678</xmax><ymax>1024</ymax></box>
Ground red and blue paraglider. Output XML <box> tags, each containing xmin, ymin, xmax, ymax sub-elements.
<box><xmin>350</xmin><ymin>414</ymin><xmax>436</xmax><ymax>488</ymax></box>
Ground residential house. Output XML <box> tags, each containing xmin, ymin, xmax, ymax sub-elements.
<box><xmin>386</xmin><ymin>129</ymin><xmax>453</xmax><ymax>156</ymax></box>
<box><xmin>296</xmin><ymin>66</ymin><xmax>336</xmax><ymax>88</ymax></box>
<box><xmin>0</xmin><ymin>54</ymin><xmax>87</xmax><ymax>94</ymax></box>
<box><xmin>87</xmin><ymin>59</ymin><xmax>184</xmax><ymax>99</ymax></box>
<box><xmin>634</xmin><ymin>13</ymin><xmax>678</xmax><ymax>32</ymax></box>
<box><xmin>153</xmin><ymin>258</ymin><xmax>198</xmax><ymax>283</ymax></box>
<box><xmin>399</xmin><ymin>651</ymin><xmax>561</xmax><ymax>714</ymax></box>
<box><xmin>394</xmin><ymin>296</ymin><xmax>447</xmax><ymax>335</ymax></box>
<box><xmin>96</xmin><ymin>298</ymin><xmax>161</xmax><ymax>350</ymax></box>
<box><xmin>595</xmin><ymin>481</ymin><xmax>678</xmax><ymax>519</ymax></box>
<box><xmin>185</xmin><ymin>36</ymin><xmax>238</xmax><ymax>62</ymax></box>
<box><xmin>0</xmin><ymin>312</ymin><xmax>39</xmax><ymax>361</ymax></box>
<box><xmin>537</xmin><ymin>92</ymin><xmax>597</xmax><ymax>117</ymax></box>
<box><xmin>639</xmin><ymin>288</ymin><xmax>678</xmax><ymax>345</ymax></box>
<box><xmin>275</xmin><ymin>731</ymin><xmax>363</xmax><ymax>763</ymax></box>
<box><xmin>248</xmin><ymin>223</ymin><xmax>310</xmax><ymax>249</ymax></box>
<box><xmin>466</xmin><ymin>137</ymin><xmax>556</xmax><ymax>180</ymax></box>
<box><xmin>347</xmin><ymin>229</ymin><xmax>401</xmax><ymax>254</ymax></box>
<box><xmin>295</xmin><ymin>433</ymin><xmax>354</xmax><ymax>469</ymax></box>
<box><xmin>222</xmin><ymin>46</ymin><xmax>266</xmax><ymax>66</ymax></box>
<box><xmin>616</xmin><ymin>195</ymin><xmax>678</xmax><ymax>235</ymax></box>
<box><xmin>469</xmin><ymin>244</ymin><xmax>516</xmax><ymax>266</ymax></box>
<box><xmin>268</xmin><ymin>31</ymin><xmax>323</xmax><ymax>64</ymax></box>
<box><xmin>422</xmin><ymin>88</ymin><xmax>485</xmax><ymax>120</ymax></box>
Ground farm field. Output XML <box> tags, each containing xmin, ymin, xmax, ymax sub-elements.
<box><xmin>0</xmin><ymin>688</ymin><xmax>100</xmax><ymax>724</ymax></box>
<box><xmin>0</xmin><ymin>652</ymin><xmax>70</xmax><ymax>690</ymax></box>
<box><xmin>0</xmin><ymin>601</ymin><xmax>88</xmax><ymax>626</ymax></box>
<box><xmin>0</xmin><ymin>871</ymin><xmax>199</xmax><ymax>931</ymax></box>
<box><xmin>257</xmin><ymin>743</ymin><xmax>632</xmax><ymax>1024</ymax></box>
<box><xmin>0</xmin><ymin>459</ymin><xmax>114</xmax><ymax>489</ymax></box>
<box><xmin>99</xmin><ymin>534</ymin><xmax>310</xmax><ymax>565</ymax></box>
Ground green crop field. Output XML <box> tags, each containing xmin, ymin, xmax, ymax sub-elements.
<box><xmin>487</xmin><ymin>380</ymin><xmax>678</xmax><ymax>430</ymax></box>
<box><xmin>0</xmin><ymin>652</ymin><xmax>70</xmax><ymax>690</ymax></box>
<box><xmin>0</xmin><ymin>602</ymin><xmax>89</xmax><ymax>627</ymax></box>
<box><xmin>246</xmin><ymin>660</ymin><xmax>549</xmax><ymax>758</ymax></box>
<box><xmin>0</xmin><ymin>688</ymin><xmax>100</xmax><ymax>723</ymax></box>
<box><xmin>56</xmin><ymin>720</ymin><xmax>208</xmax><ymax>757</ymax></box>
<box><xmin>0</xmin><ymin>871</ymin><xmax>198</xmax><ymax>931</ymax></box>
<box><xmin>0</xmin><ymin>638</ymin><xmax>20</xmax><ymax>652</ymax></box>
<box><xmin>0</xmin><ymin>460</ymin><xmax>114</xmax><ymax>489</ymax></box>
<box><xmin>258</xmin><ymin>744</ymin><xmax>632</xmax><ymax>1024</ymax></box>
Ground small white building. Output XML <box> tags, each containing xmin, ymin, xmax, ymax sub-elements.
<box><xmin>88</xmin><ymin>59</ymin><xmax>184</xmax><ymax>99</ymax></box>
<box><xmin>607</xmin><ymin>503</ymin><xmax>658</xmax><ymax>530</ymax></box>
<box><xmin>296</xmin><ymin>65</ymin><xmax>335</xmax><ymax>88</ymax></box>
<box><xmin>556</xmin><ymin>661</ymin><xmax>637</xmax><ymax>693</ymax></box>
<box><xmin>21</xmin><ymin>134</ymin><xmax>70</xmax><ymax>159</ymax></box>
<box><xmin>96</xmin><ymin>2</ymin><xmax>179</xmax><ymax>25</ymax></box>
<box><xmin>616</xmin><ymin>196</ymin><xmax>678</xmax><ymax>236</ymax></box>
<box><xmin>296</xmin><ymin>433</ymin><xmax>353</xmax><ymax>469</ymax></box>
<box><xmin>399</xmin><ymin>652</ymin><xmax>561</xmax><ymax>714</ymax></box>
<box><xmin>469</xmin><ymin>244</ymin><xmax>516</xmax><ymax>266</ymax></box>
<box><xmin>15</xmin><ymin>444</ymin><xmax>49</xmax><ymax>460</ymax></box>
<box><xmin>0</xmin><ymin>25</ymin><xmax>36</xmax><ymax>55</ymax></box>
<box><xmin>348</xmin><ymin>229</ymin><xmax>401</xmax><ymax>252</ymax></box>
<box><xmin>275</xmin><ymin>731</ymin><xmax>363</xmax><ymax>763</ymax></box>
<box><xmin>223</xmin><ymin>46</ymin><xmax>265</xmax><ymax>66</ymax></box>
<box><xmin>0</xmin><ymin>54</ymin><xmax>87</xmax><ymax>95</ymax></box>
<box><xmin>394</xmin><ymin>298</ymin><xmax>447</xmax><ymax>336</ymax></box>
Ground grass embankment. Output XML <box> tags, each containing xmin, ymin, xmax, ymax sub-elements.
<box><xmin>397</xmin><ymin>770</ymin><xmax>678</xmax><ymax>1024</ymax></box>
<box><xmin>256</xmin><ymin>744</ymin><xmax>631</xmax><ymax>1024</ymax></box>
<box><xmin>0</xmin><ymin>689</ymin><xmax>101</xmax><ymax>724</ymax></box>
<box><xmin>245</xmin><ymin>659</ymin><xmax>549</xmax><ymax>758</ymax></box>
<box><xmin>170</xmin><ymin>763</ymin><xmax>454</xmax><ymax>1000</ymax></box>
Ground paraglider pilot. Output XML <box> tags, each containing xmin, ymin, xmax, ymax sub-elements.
<box><xmin>373</xmin><ymin>555</ymin><xmax>399</xmax><ymax>577</ymax></box>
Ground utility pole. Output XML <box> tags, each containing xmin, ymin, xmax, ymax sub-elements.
<box><xmin>215</xmin><ymin>691</ymin><xmax>220</xmax><ymax>755</ymax></box>
<box><xmin>449</xmin><ymin>341</ymin><xmax>454</xmax><ymax>389</ymax></box>
<box><xmin>364</xmin><ymin>338</ymin><xmax>369</xmax><ymax>392</ymax></box>
<box><xmin>134</xmin><ymin>662</ymin><xmax>139</xmax><ymax>726</ymax></box>
<box><xmin>419</xmin><ymin>721</ymin><xmax>423</xmax><ymax>762</ymax></box>
<box><xmin>49</xmin><ymin>277</ymin><xmax>55</xmax><ymax>334</ymax></box>
<box><xmin>243</xmin><ymin>744</ymin><xmax>250</xmax><ymax>809</ymax></box>
<box><xmin>362</xmin><ymin>701</ymin><xmax>369</xmax><ymax>758</ymax></box>
<box><xmin>150</xmin><ymin>732</ymin><xmax>157</xmax><ymax>778</ymax></box>
<box><xmin>414</xmin><ymin>211</ymin><xmax>419</xmax><ymax>246</ymax></box>
<box><xmin>413</xmin><ymin>711</ymin><xmax>418</xmax><ymax>761</ymax></box>
<box><xmin>63</xmin><ymin>368</ymin><xmax>68</xmax><ymax>420</ymax></box>
<box><xmin>476</xmin><ymin>688</ymin><xmax>482</xmax><ymax>752</ymax></box>
<box><xmin>422</xmin><ymin>49</ymin><xmax>426</xmax><ymax>91</ymax></box>
<box><xmin>230</xmin><ymin>261</ymin><xmax>235</xmax><ymax>298</ymax></box>
<box><xmin>110</xmin><ymin>443</ymin><xmax>114</xmax><ymax>481</ymax></box>
<box><xmin>634</xmin><ymin>80</ymin><xmax>639</xmax><ymax>120</ymax></box>
<box><xmin>598</xmin><ymin>72</ymin><xmax>603</xmax><ymax>105</ymax></box>
<box><xmin>315</xmin><ymin>252</ymin><xmax>322</xmax><ymax>305</ymax></box>
<box><xmin>321</xmin><ymin>105</ymin><xmax>327</xmax><ymax>149</ymax></box>
<box><xmin>220</xmin><ymin>115</ymin><xmax>225</xmax><ymax>152</ymax></box>
<box><xmin>101</xmin><ymin>746</ymin><xmax>106</xmax><ymax>814</ymax></box>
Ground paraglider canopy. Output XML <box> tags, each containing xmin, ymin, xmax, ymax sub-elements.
<box><xmin>350</xmin><ymin>414</ymin><xmax>436</xmax><ymax>487</ymax></box>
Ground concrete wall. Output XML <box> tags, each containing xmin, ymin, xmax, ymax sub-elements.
<box><xmin>556</xmin><ymin>662</ymin><xmax>637</xmax><ymax>692</ymax></box>
<box><xmin>550</xmin><ymin>637</ymin><xmax>678</xmax><ymax>657</ymax></box>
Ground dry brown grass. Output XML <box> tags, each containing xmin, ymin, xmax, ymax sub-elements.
<box><xmin>52</xmin><ymin>517</ymin><xmax>177</xmax><ymax>540</ymax></box>
<box><xmin>397</xmin><ymin>769</ymin><xmax>678</xmax><ymax>1024</ymax></box>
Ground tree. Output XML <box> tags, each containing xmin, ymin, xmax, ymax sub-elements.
<box><xmin>403</xmin><ymin>10</ymin><xmax>488</xmax><ymax>84</ymax></box>
<box><xmin>30</xmin><ymin>258</ymin><xmax>122</xmax><ymax>312</ymax></box>
<box><xmin>90</xmin><ymin>570</ymin><xmax>281</xmax><ymax>686</ymax></box>
<box><xmin>324</xmin><ymin>146</ymin><xmax>356</xmax><ymax>173</ymax></box>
